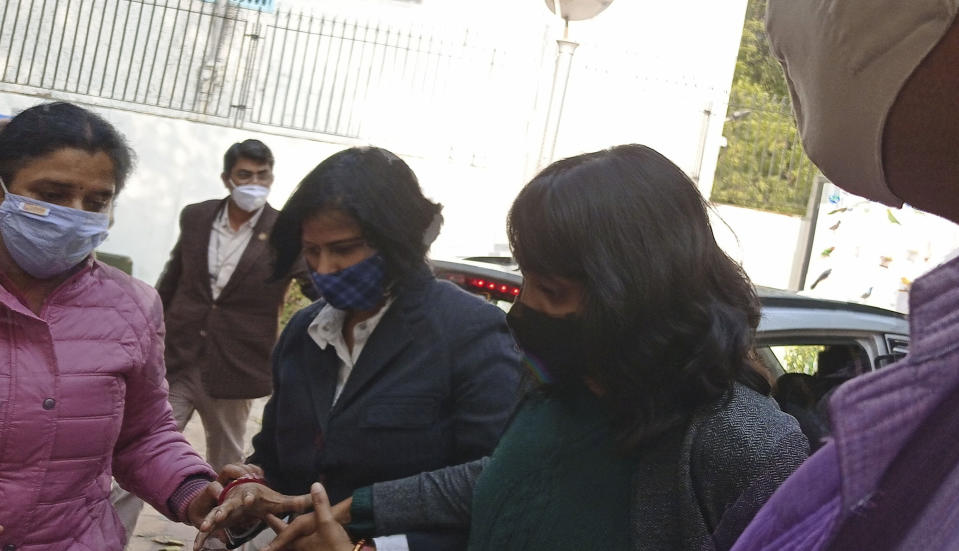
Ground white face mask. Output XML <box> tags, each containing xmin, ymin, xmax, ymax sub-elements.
<box><xmin>229</xmin><ymin>180</ymin><xmax>270</xmax><ymax>212</ymax></box>
<box><xmin>766</xmin><ymin>0</ymin><xmax>958</xmax><ymax>207</ymax></box>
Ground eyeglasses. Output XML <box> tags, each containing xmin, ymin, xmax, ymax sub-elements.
<box><xmin>233</xmin><ymin>171</ymin><xmax>274</xmax><ymax>185</ymax></box>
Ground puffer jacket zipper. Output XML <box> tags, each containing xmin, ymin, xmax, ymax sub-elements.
<box><xmin>0</xmin><ymin>308</ymin><xmax>13</xmax><ymax>460</ymax></box>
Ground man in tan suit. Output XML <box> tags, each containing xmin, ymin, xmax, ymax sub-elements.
<box><xmin>112</xmin><ymin>139</ymin><xmax>311</xmax><ymax>541</ymax></box>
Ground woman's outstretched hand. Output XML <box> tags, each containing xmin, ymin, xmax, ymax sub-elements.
<box><xmin>216</xmin><ymin>463</ymin><xmax>264</xmax><ymax>484</ymax></box>
<box><xmin>263</xmin><ymin>483</ymin><xmax>354</xmax><ymax>551</ymax></box>
<box><xmin>185</xmin><ymin>480</ymin><xmax>225</xmax><ymax>528</ymax></box>
<box><xmin>193</xmin><ymin>466</ymin><xmax>312</xmax><ymax>550</ymax></box>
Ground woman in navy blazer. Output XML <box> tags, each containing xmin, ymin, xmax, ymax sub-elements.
<box><xmin>202</xmin><ymin>147</ymin><xmax>521</xmax><ymax>551</ymax></box>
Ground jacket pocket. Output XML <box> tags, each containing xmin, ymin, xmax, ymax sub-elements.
<box><xmin>361</xmin><ymin>397</ymin><xmax>439</xmax><ymax>429</ymax></box>
<box><xmin>343</xmin><ymin>397</ymin><xmax>447</xmax><ymax>477</ymax></box>
<box><xmin>36</xmin><ymin>457</ymin><xmax>107</xmax><ymax>504</ymax></box>
<box><xmin>50</xmin><ymin>375</ymin><xmax>123</xmax><ymax>460</ymax></box>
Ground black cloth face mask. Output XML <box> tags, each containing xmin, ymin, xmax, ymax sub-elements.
<box><xmin>506</xmin><ymin>300</ymin><xmax>588</xmax><ymax>386</ymax></box>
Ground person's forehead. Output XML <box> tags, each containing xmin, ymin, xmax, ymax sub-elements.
<box><xmin>11</xmin><ymin>148</ymin><xmax>116</xmax><ymax>194</ymax></box>
<box><xmin>232</xmin><ymin>156</ymin><xmax>272</xmax><ymax>171</ymax></box>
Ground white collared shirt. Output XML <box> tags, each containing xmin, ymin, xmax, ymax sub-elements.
<box><xmin>307</xmin><ymin>298</ymin><xmax>394</xmax><ymax>405</ymax></box>
<box><xmin>207</xmin><ymin>203</ymin><xmax>264</xmax><ymax>300</ymax></box>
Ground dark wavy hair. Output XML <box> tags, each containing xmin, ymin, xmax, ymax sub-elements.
<box><xmin>508</xmin><ymin>144</ymin><xmax>768</xmax><ymax>450</ymax></box>
<box><xmin>0</xmin><ymin>102</ymin><xmax>134</xmax><ymax>193</ymax></box>
<box><xmin>222</xmin><ymin>139</ymin><xmax>273</xmax><ymax>174</ymax></box>
<box><xmin>271</xmin><ymin>146</ymin><xmax>442</xmax><ymax>284</ymax></box>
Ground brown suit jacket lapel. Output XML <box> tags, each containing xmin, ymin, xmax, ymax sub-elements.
<box><xmin>217</xmin><ymin>204</ymin><xmax>277</xmax><ymax>300</ymax></box>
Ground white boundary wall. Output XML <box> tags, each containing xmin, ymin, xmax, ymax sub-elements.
<box><xmin>710</xmin><ymin>203</ymin><xmax>802</xmax><ymax>291</ymax></box>
<box><xmin>0</xmin><ymin>90</ymin><xmax>526</xmax><ymax>284</ymax></box>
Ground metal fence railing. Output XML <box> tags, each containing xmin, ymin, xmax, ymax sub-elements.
<box><xmin>0</xmin><ymin>0</ymin><xmax>541</xmax><ymax>142</ymax></box>
<box><xmin>243</xmin><ymin>12</ymin><xmax>507</xmax><ymax>138</ymax></box>
<box><xmin>2</xmin><ymin>0</ymin><xmax>254</xmax><ymax>121</ymax></box>
<box><xmin>711</xmin><ymin>91</ymin><xmax>818</xmax><ymax>216</ymax></box>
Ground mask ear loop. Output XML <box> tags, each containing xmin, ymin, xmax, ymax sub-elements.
<box><xmin>0</xmin><ymin>177</ymin><xmax>18</xmax><ymax>208</ymax></box>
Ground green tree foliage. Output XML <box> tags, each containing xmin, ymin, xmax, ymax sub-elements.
<box><xmin>710</xmin><ymin>0</ymin><xmax>816</xmax><ymax>216</ymax></box>
<box><xmin>280</xmin><ymin>282</ymin><xmax>313</xmax><ymax>329</ymax></box>
<box><xmin>731</xmin><ymin>2</ymin><xmax>788</xmax><ymax>98</ymax></box>
<box><xmin>782</xmin><ymin>345</ymin><xmax>825</xmax><ymax>376</ymax></box>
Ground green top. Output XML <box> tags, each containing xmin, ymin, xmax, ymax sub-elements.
<box><xmin>468</xmin><ymin>388</ymin><xmax>636</xmax><ymax>551</ymax></box>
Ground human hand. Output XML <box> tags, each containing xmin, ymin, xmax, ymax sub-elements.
<box><xmin>183</xmin><ymin>480</ymin><xmax>230</xmax><ymax>550</ymax></box>
<box><xmin>263</xmin><ymin>483</ymin><xmax>355</xmax><ymax>551</ymax></box>
<box><xmin>216</xmin><ymin>463</ymin><xmax>265</xmax><ymax>485</ymax></box>
<box><xmin>187</xmin><ymin>465</ymin><xmax>263</xmax><ymax>550</ymax></box>
<box><xmin>260</xmin><ymin>495</ymin><xmax>353</xmax><ymax>550</ymax></box>
<box><xmin>186</xmin><ymin>481</ymin><xmax>225</xmax><ymax>528</ymax></box>
<box><xmin>331</xmin><ymin>496</ymin><xmax>352</xmax><ymax>525</ymax></box>
<box><xmin>194</xmin><ymin>479</ymin><xmax>313</xmax><ymax>549</ymax></box>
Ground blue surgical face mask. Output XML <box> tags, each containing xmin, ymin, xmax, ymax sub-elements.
<box><xmin>310</xmin><ymin>253</ymin><xmax>387</xmax><ymax>311</ymax></box>
<box><xmin>0</xmin><ymin>178</ymin><xmax>111</xmax><ymax>279</ymax></box>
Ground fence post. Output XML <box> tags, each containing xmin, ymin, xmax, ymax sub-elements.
<box><xmin>232</xmin><ymin>17</ymin><xmax>262</xmax><ymax>127</ymax></box>
<box><xmin>790</xmin><ymin>173</ymin><xmax>828</xmax><ymax>291</ymax></box>
<box><xmin>197</xmin><ymin>0</ymin><xmax>237</xmax><ymax>114</ymax></box>
<box><xmin>691</xmin><ymin>100</ymin><xmax>714</xmax><ymax>186</ymax></box>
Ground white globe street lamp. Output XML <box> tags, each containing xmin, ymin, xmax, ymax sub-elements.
<box><xmin>537</xmin><ymin>0</ymin><xmax>616</xmax><ymax>170</ymax></box>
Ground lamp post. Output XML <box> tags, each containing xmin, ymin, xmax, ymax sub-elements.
<box><xmin>536</xmin><ymin>0</ymin><xmax>614</xmax><ymax>170</ymax></box>
<box><xmin>537</xmin><ymin>31</ymin><xmax>579</xmax><ymax>170</ymax></box>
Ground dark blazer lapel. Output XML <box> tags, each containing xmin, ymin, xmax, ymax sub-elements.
<box><xmin>302</xmin><ymin>334</ymin><xmax>339</xmax><ymax>435</ymax></box>
<box><xmin>218</xmin><ymin>204</ymin><xmax>277</xmax><ymax>300</ymax></box>
<box><xmin>331</xmin><ymin>296</ymin><xmax>416</xmax><ymax>413</ymax></box>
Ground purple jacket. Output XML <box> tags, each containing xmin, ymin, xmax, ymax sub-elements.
<box><xmin>0</xmin><ymin>259</ymin><xmax>215</xmax><ymax>551</ymax></box>
<box><xmin>732</xmin><ymin>256</ymin><xmax>959</xmax><ymax>550</ymax></box>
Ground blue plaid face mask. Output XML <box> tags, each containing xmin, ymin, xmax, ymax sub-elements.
<box><xmin>310</xmin><ymin>253</ymin><xmax>387</xmax><ymax>311</ymax></box>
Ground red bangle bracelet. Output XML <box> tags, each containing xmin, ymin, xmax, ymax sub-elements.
<box><xmin>218</xmin><ymin>474</ymin><xmax>268</xmax><ymax>505</ymax></box>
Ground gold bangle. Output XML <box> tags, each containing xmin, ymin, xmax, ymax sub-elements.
<box><xmin>352</xmin><ymin>539</ymin><xmax>368</xmax><ymax>551</ymax></box>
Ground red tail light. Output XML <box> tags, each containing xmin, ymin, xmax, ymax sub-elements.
<box><xmin>437</xmin><ymin>271</ymin><xmax>521</xmax><ymax>302</ymax></box>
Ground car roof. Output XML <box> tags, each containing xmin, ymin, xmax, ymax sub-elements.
<box><xmin>753</xmin><ymin>286</ymin><xmax>908</xmax><ymax>335</ymax></box>
<box><xmin>431</xmin><ymin>258</ymin><xmax>910</xmax><ymax>336</ymax></box>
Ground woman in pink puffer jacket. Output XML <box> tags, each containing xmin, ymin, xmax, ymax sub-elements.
<box><xmin>0</xmin><ymin>103</ymin><xmax>219</xmax><ymax>550</ymax></box>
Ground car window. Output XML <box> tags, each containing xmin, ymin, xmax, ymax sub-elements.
<box><xmin>769</xmin><ymin>344</ymin><xmax>825</xmax><ymax>376</ymax></box>
<box><xmin>769</xmin><ymin>343</ymin><xmax>869</xmax><ymax>378</ymax></box>
<box><xmin>762</xmin><ymin>342</ymin><xmax>870</xmax><ymax>451</ymax></box>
